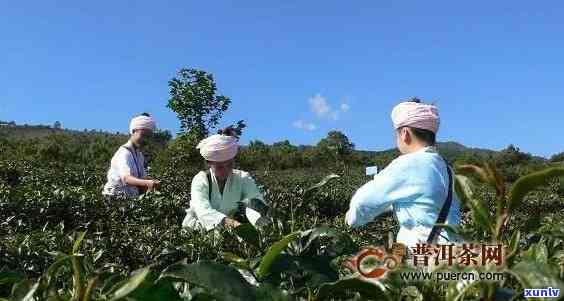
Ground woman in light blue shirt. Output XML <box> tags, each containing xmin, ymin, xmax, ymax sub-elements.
<box><xmin>345</xmin><ymin>98</ymin><xmax>461</xmax><ymax>246</ymax></box>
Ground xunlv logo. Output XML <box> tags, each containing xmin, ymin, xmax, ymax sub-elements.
<box><xmin>524</xmin><ymin>287</ymin><xmax>560</xmax><ymax>298</ymax></box>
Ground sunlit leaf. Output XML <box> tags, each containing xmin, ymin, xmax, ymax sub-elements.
<box><xmin>160</xmin><ymin>261</ymin><xmax>256</xmax><ymax>300</ymax></box>
<box><xmin>257</xmin><ymin>232</ymin><xmax>300</xmax><ymax>279</ymax></box>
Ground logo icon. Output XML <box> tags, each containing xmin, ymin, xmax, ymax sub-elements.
<box><xmin>344</xmin><ymin>243</ymin><xmax>406</xmax><ymax>281</ymax></box>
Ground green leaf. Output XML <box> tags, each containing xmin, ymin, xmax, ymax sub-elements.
<box><xmin>523</xmin><ymin>241</ymin><xmax>549</xmax><ymax>264</ymax></box>
<box><xmin>255</xmin><ymin>283</ymin><xmax>291</xmax><ymax>301</ymax></box>
<box><xmin>508</xmin><ymin>167</ymin><xmax>564</xmax><ymax>212</ymax></box>
<box><xmin>109</xmin><ymin>268</ymin><xmax>151</xmax><ymax>301</ymax></box>
<box><xmin>315</xmin><ymin>276</ymin><xmax>391</xmax><ymax>301</ymax></box>
<box><xmin>456</xmin><ymin>165</ymin><xmax>493</xmax><ymax>186</ymax></box>
<box><xmin>10</xmin><ymin>280</ymin><xmax>34</xmax><ymax>301</ymax></box>
<box><xmin>469</xmin><ymin>198</ymin><xmax>494</xmax><ymax>236</ymax></box>
<box><xmin>445</xmin><ymin>268</ymin><xmax>483</xmax><ymax>301</ymax></box>
<box><xmin>72</xmin><ymin>231</ymin><xmax>87</xmax><ymax>254</ymax></box>
<box><xmin>101</xmin><ymin>274</ymin><xmax>125</xmax><ymax>295</ymax></box>
<box><xmin>400</xmin><ymin>286</ymin><xmax>424</xmax><ymax>301</ymax></box>
<box><xmin>510</xmin><ymin>260</ymin><xmax>564</xmax><ymax>292</ymax></box>
<box><xmin>21</xmin><ymin>282</ymin><xmax>39</xmax><ymax>301</ymax></box>
<box><xmin>221</xmin><ymin>252</ymin><xmax>251</xmax><ymax>270</ymax></box>
<box><xmin>189</xmin><ymin>287</ymin><xmax>216</xmax><ymax>301</ymax></box>
<box><xmin>159</xmin><ymin>261</ymin><xmax>256</xmax><ymax>301</ymax></box>
<box><xmin>454</xmin><ymin>175</ymin><xmax>473</xmax><ymax>209</ymax></box>
<box><xmin>0</xmin><ymin>271</ymin><xmax>25</xmax><ymax>285</ymax></box>
<box><xmin>127</xmin><ymin>279</ymin><xmax>183</xmax><ymax>301</ymax></box>
<box><xmin>304</xmin><ymin>174</ymin><xmax>340</xmax><ymax>196</ymax></box>
<box><xmin>298</xmin><ymin>256</ymin><xmax>339</xmax><ymax>287</ymax></box>
<box><xmin>234</xmin><ymin>223</ymin><xmax>260</xmax><ymax>248</ymax></box>
<box><xmin>256</xmin><ymin>232</ymin><xmax>300</xmax><ymax>279</ymax></box>
<box><xmin>484</xmin><ymin>162</ymin><xmax>506</xmax><ymax>201</ymax></box>
<box><xmin>454</xmin><ymin>175</ymin><xmax>493</xmax><ymax>235</ymax></box>
<box><xmin>302</xmin><ymin>227</ymin><xmax>340</xmax><ymax>248</ymax></box>
<box><xmin>10</xmin><ymin>280</ymin><xmax>40</xmax><ymax>301</ymax></box>
<box><xmin>506</xmin><ymin>230</ymin><xmax>521</xmax><ymax>260</ymax></box>
<box><xmin>45</xmin><ymin>255</ymin><xmax>72</xmax><ymax>287</ymax></box>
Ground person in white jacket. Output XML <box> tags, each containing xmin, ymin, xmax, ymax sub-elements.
<box><xmin>102</xmin><ymin>113</ymin><xmax>161</xmax><ymax>198</ymax></box>
<box><xmin>345</xmin><ymin>98</ymin><xmax>461</xmax><ymax>247</ymax></box>
<box><xmin>182</xmin><ymin>131</ymin><xmax>268</xmax><ymax>230</ymax></box>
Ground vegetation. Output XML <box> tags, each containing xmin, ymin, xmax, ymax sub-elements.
<box><xmin>1</xmin><ymin>68</ymin><xmax>562</xmax><ymax>300</ymax></box>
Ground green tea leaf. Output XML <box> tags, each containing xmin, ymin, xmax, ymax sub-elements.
<box><xmin>234</xmin><ymin>223</ymin><xmax>260</xmax><ymax>248</ymax></box>
<box><xmin>110</xmin><ymin>267</ymin><xmax>151</xmax><ymax>301</ymax></box>
<box><xmin>72</xmin><ymin>231</ymin><xmax>87</xmax><ymax>254</ymax></box>
<box><xmin>221</xmin><ymin>252</ymin><xmax>251</xmax><ymax>270</ymax></box>
<box><xmin>509</xmin><ymin>167</ymin><xmax>564</xmax><ymax>212</ymax></box>
<box><xmin>160</xmin><ymin>261</ymin><xmax>256</xmax><ymax>301</ymax></box>
<box><xmin>256</xmin><ymin>232</ymin><xmax>300</xmax><ymax>279</ymax></box>
<box><xmin>304</xmin><ymin>174</ymin><xmax>340</xmax><ymax>196</ymax></box>
<box><xmin>315</xmin><ymin>276</ymin><xmax>391</xmax><ymax>301</ymax></box>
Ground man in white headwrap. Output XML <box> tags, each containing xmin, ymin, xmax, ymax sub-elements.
<box><xmin>182</xmin><ymin>130</ymin><xmax>268</xmax><ymax>230</ymax></box>
<box><xmin>345</xmin><ymin>98</ymin><xmax>461</xmax><ymax>247</ymax></box>
<box><xmin>102</xmin><ymin>113</ymin><xmax>161</xmax><ymax>198</ymax></box>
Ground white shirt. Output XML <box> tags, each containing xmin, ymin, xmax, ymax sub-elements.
<box><xmin>102</xmin><ymin>141</ymin><xmax>146</xmax><ymax>197</ymax></box>
<box><xmin>182</xmin><ymin>169</ymin><xmax>265</xmax><ymax>230</ymax></box>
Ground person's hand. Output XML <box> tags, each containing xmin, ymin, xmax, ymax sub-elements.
<box><xmin>146</xmin><ymin>179</ymin><xmax>161</xmax><ymax>192</ymax></box>
<box><xmin>222</xmin><ymin>217</ymin><xmax>241</xmax><ymax>229</ymax></box>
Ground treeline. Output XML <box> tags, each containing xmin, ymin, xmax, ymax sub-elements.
<box><xmin>0</xmin><ymin>129</ymin><xmax>171</xmax><ymax>168</ymax></box>
<box><xmin>1</xmin><ymin>124</ymin><xmax>560</xmax><ymax>182</ymax></box>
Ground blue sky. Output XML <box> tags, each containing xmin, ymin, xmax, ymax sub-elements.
<box><xmin>1</xmin><ymin>1</ymin><xmax>562</xmax><ymax>157</ymax></box>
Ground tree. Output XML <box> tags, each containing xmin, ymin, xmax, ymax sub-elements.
<box><xmin>167</xmin><ymin>68</ymin><xmax>231</xmax><ymax>141</ymax></box>
<box><xmin>317</xmin><ymin>131</ymin><xmax>354</xmax><ymax>156</ymax></box>
<box><xmin>53</xmin><ymin>121</ymin><xmax>62</xmax><ymax>130</ymax></box>
<box><xmin>316</xmin><ymin>131</ymin><xmax>355</xmax><ymax>169</ymax></box>
<box><xmin>271</xmin><ymin>140</ymin><xmax>300</xmax><ymax>169</ymax></box>
<box><xmin>496</xmin><ymin>144</ymin><xmax>532</xmax><ymax>165</ymax></box>
<box><xmin>550</xmin><ymin>152</ymin><xmax>564</xmax><ymax>163</ymax></box>
<box><xmin>238</xmin><ymin>139</ymin><xmax>270</xmax><ymax>170</ymax></box>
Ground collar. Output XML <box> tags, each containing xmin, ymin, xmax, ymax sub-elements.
<box><xmin>124</xmin><ymin>140</ymin><xmax>139</xmax><ymax>152</ymax></box>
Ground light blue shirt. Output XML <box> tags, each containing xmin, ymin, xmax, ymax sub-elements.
<box><xmin>345</xmin><ymin>146</ymin><xmax>461</xmax><ymax>246</ymax></box>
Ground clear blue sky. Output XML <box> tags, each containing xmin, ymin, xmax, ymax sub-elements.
<box><xmin>1</xmin><ymin>1</ymin><xmax>562</xmax><ymax>157</ymax></box>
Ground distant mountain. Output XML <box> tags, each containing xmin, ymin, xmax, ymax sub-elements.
<box><xmin>0</xmin><ymin>122</ymin><xmax>127</xmax><ymax>140</ymax></box>
<box><xmin>353</xmin><ymin>140</ymin><xmax>541</xmax><ymax>163</ymax></box>
<box><xmin>436</xmin><ymin>141</ymin><xmax>499</xmax><ymax>161</ymax></box>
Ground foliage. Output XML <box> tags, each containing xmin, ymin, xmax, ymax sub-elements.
<box><xmin>1</xmin><ymin>152</ymin><xmax>563</xmax><ymax>300</ymax></box>
<box><xmin>167</xmin><ymin>68</ymin><xmax>231</xmax><ymax>139</ymax></box>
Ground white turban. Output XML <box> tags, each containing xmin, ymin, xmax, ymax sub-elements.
<box><xmin>391</xmin><ymin>102</ymin><xmax>440</xmax><ymax>134</ymax></box>
<box><xmin>197</xmin><ymin>134</ymin><xmax>239</xmax><ymax>162</ymax></box>
<box><xmin>129</xmin><ymin>115</ymin><xmax>156</xmax><ymax>134</ymax></box>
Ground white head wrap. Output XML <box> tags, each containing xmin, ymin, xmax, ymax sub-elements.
<box><xmin>129</xmin><ymin>115</ymin><xmax>156</xmax><ymax>134</ymax></box>
<box><xmin>196</xmin><ymin>134</ymin><xmax>239</xmax><ymax>162</ymax></box>
<box><xmin>391</xmin><ymin>101</ymin><xmax>440</xmax><ymax>134</ymax></box>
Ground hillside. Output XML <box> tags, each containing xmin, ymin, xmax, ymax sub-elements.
<box><xmin>0</xmin><ymin>122</ymin><xmax>127</xmax><ymax>140</ymax></box>
<box><xmin>0</xmin><ymin>121</ymin><xmax>555</xmax><ymax>166</ymax></box>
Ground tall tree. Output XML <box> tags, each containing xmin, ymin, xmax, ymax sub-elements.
<box><xmin>317</xmin><ymin>130</ymin><xmax>355</xmax><ymax>156</ymax></box>
<box><xmin>317</xmin><ymin>130</ymin><xmax>355</xmax><ymax>168</ymax></box>
<box><xmin>167</xmin><ymin>68</ymin><xmax>231</xmax><ymax>140</ymax></box>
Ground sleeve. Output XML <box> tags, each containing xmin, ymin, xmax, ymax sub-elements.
<box><xmin>345</xmin><ymin>157</ymin><xmax>409</xmax><ymax>228</ymax></box>
<box><xmin>239</xmin><ymin>171</ymin><xmax>269</xmax><ymax>227</ymax></box>
<box><xmin>190</xmin><ymin>172</ymin><xmax>227</xmax><ymax>230</ymax></box>
<box><xmin>113</xmin><ymin>149</ymin><xmax>135</xmax><ymax>183</ymax></box>
<box><xmin>240</xmin><ymin>172</ymin><xmax>265</xmax><ymax>205</ymax></box>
